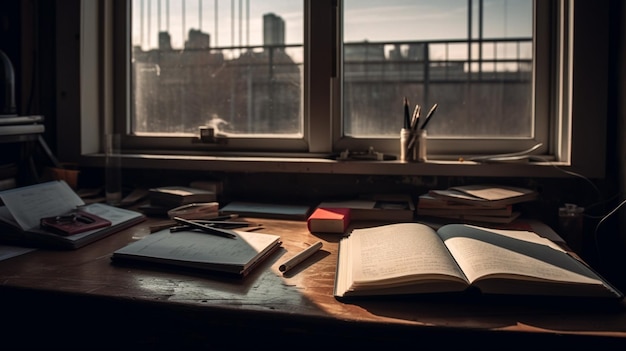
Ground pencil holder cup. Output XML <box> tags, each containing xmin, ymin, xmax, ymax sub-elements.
<box><xmin>400</xmin><ymin>128</ymin><xmax>425</xmax><ymax>162</ymax></box>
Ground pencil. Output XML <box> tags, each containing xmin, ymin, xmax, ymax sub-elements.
<box><xmin>148</xmin><ymin>214</ymin><xmax>240</xmax><ymax>233</ymax></box>
<box><xmin>279</xmin><ymin>241</ymin><xmax>323</xmax><ymax>273</ymax></box>
<box><xmin>169</xmin><ymin>221</ymin><xmax>255</xmax><ymax>232</ymax></box>
<box><xmin>403</xmin><ymin>97</ymin><xmax>411</xmax><ymax>129</ymax></box>
<box><xmin>420</xmin><ymin>103</ymin><xmax>439</xmax><ymax>130</ymax></box>
<box><xmin>171</xmin><ymin>216</ymin><xmax>237</xmax><ymax>239</ymax></box>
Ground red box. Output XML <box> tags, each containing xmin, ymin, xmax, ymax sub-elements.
<box><xmin>307</xmin><ymin>207</ymin><xmax>351</xmax><ymax>233</ymax></box>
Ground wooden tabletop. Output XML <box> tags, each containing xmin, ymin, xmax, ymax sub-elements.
<box><xmin>1</xmin><ymin>216</ymin><xmax>626</xmax><ymax>349</ymax></box>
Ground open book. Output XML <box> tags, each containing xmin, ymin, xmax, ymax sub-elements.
<box><xmin>0</xmin><ymin>181</ymin><xmax>145</xmax><ymax>249</ymax></box>
<box><xmin>334</xmin><ymin>222</ymin><xmax>622</xmax><ymax>299</ymax></box>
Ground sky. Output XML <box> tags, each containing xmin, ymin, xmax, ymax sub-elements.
<box><xmin>132</xmin><ymin>0</ymin><xmax>532</xmax><ymax>51</ymax></box>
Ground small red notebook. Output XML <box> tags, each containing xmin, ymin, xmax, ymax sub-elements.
<box><xmin>307</xmin><ymin>207</ymin><xmax>351</xmax><ymax>234</ymax></box>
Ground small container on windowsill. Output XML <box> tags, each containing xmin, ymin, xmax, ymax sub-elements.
<box><xmin>400</xmin><ymin>129</ymin><xmax>427</xmax><ymax>162</ymax></box>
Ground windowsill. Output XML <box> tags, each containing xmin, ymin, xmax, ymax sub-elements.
<box><xmin>80</xmin><ymin>153</ymin><xmax>571</xmax><ymax>178</ymax></box>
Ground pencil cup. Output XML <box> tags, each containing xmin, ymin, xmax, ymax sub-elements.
<box><xmin>105</xmin><ymin>133</ymin><xmax>122</xmax><ymax>206</ymax></box>
<box><xmin>401</xmin><ymin>128</ymin><xmax>424</xmax><ymax>162</ymax></box>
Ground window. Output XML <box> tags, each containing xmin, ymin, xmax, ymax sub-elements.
<box><xmin>71</xmin><ymin>1</ymin><xmax>609</xmax><ymax>177</ymax></box>
<box><xmin>337</xmin><ymin>0</ymin><xmax>539</xmax><ymax>158</ymax></box>
<box><xmin>122</xmin><ymin>0</ymin><xmax>538</xmax><ymax>156</ymax></box>
<box><xmin>123</xmin><ymin>0</ymin><xmax>306</xmax><ymax>152</ymax></box>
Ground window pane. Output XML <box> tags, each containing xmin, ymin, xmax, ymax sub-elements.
<box><xmin>131</xmin><ymin>0</ymin><xmax>303</xmax><ymax>137</ymax></box>
<box><xmin>342</xmin><ymin>0</ymin><xmax>533</xmax><ymax>138</ymax></box>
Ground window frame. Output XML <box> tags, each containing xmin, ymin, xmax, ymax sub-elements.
<box><xmin>333</xmin><ymin>0</ymin><xmax>549</xmax><ymax>159</ymax></box>
<box><xmin>117</xmin><ymin>0</ymin><xmax>311</xmax><ymax>153</ymax></box>
<box><xmin>65</xmin><ymin>0</ymin><xmax>608</xmax><ymax>178</ymax></box>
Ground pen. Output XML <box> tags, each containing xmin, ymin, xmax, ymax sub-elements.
<box><xmin>194</xmin><ymin>220</ymin><xmax>253</xmax><ymax>226</ymax></box>
<box><xmin>150</xmin><ymin>214</ymin><xmax>241</xmax><ymax>233</ymax></box>
<box><xmin>420</xmin><ymin>103</ymin><xmax>438</xmax><ymax>130</ymax></box>
<box><xmin>403</xmin><ymin>97</ymin><xmax>411</xmax><ymax>129</ymax></box>
<box><xmin>171</xmin><ymin>216</ymin><xmax>237</xmax><ymax>239</ymax></box>
<box><xmin>170</xmin><ymin>221</ymin><xmax>256</xmax><ymax>232</ymax></box>
<box><xmin>279</xmin><ymin>241</ymin><xmax>323</xmax><ymax>273</ymax></box>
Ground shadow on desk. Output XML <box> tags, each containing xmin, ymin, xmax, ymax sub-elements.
<box><xmin>4</xmin><ymin>287</ymin><xmax>626</xmax><ymax>350</ymax></box>
<box><xmin>341</xmin><ymin>292</ymin><xmax>626</xmax><ymax>340</ymax></box>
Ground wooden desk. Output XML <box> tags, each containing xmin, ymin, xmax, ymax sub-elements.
<box><xmin>1</xmin><ymin>216</ymin><xmax>626</xmax><ymax>349</ymax></box>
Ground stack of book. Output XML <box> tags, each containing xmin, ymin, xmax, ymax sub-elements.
<box><xmin>149</xmin><ymin>185</ymin><xmax>217</xmax><ymax>207</ymax></box>
<box><xmin>317</xmin><ymin>193</ymin><xmax>415</xmax><ymax>222</ymax></box>
<box><xmin>417</xmin><ymin>184</ymin><xmax>539</xmax><ymax>224</ymax></box>
<box><xmin>140</xmin><ymin>185</ymin><xmax>218</xmax><ymax>216</ymax></box>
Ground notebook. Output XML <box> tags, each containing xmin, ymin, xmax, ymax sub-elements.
<box><xmin>111</xmin><ymin>227</ymin><xmax>282</xmax><ymax>277</ymax></box>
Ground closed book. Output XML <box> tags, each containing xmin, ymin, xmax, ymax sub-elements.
<box><xmin>220</xmin><ymin>201</ymin><xmax>312</xmax><ymax>220</ymax></box>
<box><xmin>189</xmin><ymin>180</ymin><xmax>224</xmax><ymax>195</ymax></box>
<box><xmin>428</xmin><ymin>185</ymin><xmax>538</xmax><ymax>208</ymax></box>
<box><xmin>149</xmin><ymin>186</ymin><xmax>217</xmax><ymax>208</ymax></box>
<box><xmin>111</xmin><ymin>227</ymin><xmax>282</xmax><ymax>277</ymax></box>
<box><xmin>418</xmin><ymin>193</ymin><xmax>511</xmax><ymax>211</ymax></box>
<box><xmin>418</xmin><ymin>211</ymin><xmax>521</xmax><ymax>224</ymax></box>
<box><xmin>417</xmin><ymin>205</ymin><xmax>514</xmax><ymax>217</ymax></box>
<box><xmin>307</xmin><ymin>207</ymin><xmax>351</xmax><ymax>233</ymax></box>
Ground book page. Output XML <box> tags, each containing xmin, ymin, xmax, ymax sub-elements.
<box><xmin>450</xmin><ymin>184</ymin><xmax>534</xmax><ymax>201</ymax></box>
<box><xmin>349</xmin><ymin>223</ymin><xmax>468</xmax><ymax>288</ymax></box>
<box><xmin>0</xmin><ymin>181</ymin><xmax>84</xmax><ymax>230</ymax></box>
<box><xmin>437</xmin><ymin>224</ymin><xmax>605</xmax><ymax>286</ymax></box>
<box><xmin>429</xmin><ymin>189</ymin><xmax>484</xmax><ymax>201</ymax></box>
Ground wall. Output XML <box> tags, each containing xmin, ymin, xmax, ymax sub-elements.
<box><xmin>618</xmin><ymin>1</ymin><xmax>626</xmax><ymax>251</ymax></box>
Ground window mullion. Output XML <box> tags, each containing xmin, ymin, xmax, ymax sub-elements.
<box><xmin>306</xmin><ymin>0</ymin><xmax>334</xmax><ymax>153</ymax></box>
